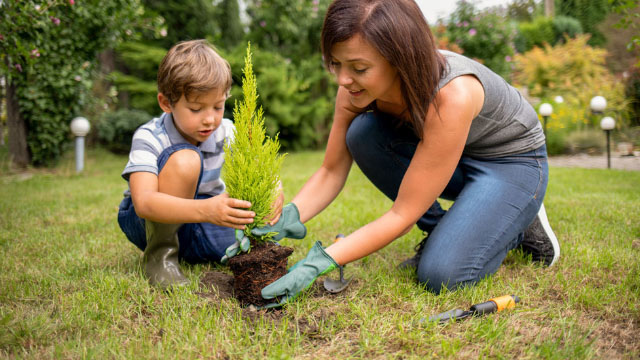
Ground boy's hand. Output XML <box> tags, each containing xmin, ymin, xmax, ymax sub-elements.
<box><xmin>266</xmin><ymin>186</ymin><xmax>285</xmax><ymax>225</ymax></box>
<box><xmin>205</xmin><ymin>193</ymin><xmax>255</xmax><ymax>229</ymax></box>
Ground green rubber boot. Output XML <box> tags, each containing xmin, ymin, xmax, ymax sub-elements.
<box><xmin>143</xmin><ymin>221</ymin><xmax>189</xmax><ymax>289</ymax></box>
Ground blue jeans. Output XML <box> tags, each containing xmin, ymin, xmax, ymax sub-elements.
<box><xmin>117</xmin><ymin>143</ymin><xmax>235</xmax><ymax>263</ymax></box>
<box><xmin>346</xmin><ymin>112</ymin><xmax>548</xmax><ymax>293</ymax></box>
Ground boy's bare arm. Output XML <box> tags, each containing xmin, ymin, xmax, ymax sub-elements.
<box><xmin>129</xmin><ymin>172</ymin><xmax>255</xmax><ymax>228</ymax></box>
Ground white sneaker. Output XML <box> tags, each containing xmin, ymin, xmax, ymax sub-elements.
<box><xmin>520</xmin><ymin>203</ymin><xmax>560</xmax><ymax>266</ymax></box>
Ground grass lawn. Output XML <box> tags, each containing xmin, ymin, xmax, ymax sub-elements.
<box><xmin>1</xmin><ymin>147</ymin><xmax>639</xmax><ymax>359</ymax></box>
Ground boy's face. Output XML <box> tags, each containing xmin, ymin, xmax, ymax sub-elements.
<box><xmin>158</xmin><ymin>89</ymin><xmax>227</xmax><ymax>145</ymax></box>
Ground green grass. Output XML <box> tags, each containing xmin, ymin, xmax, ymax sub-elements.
<box><xmin>1</xmin><ymin>147</ymin><xmax>639</xmax><ymax>359</ymax></box>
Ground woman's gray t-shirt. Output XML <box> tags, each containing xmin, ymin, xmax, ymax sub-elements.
<box><xmin>437</xmin><ymin>50</ymin><xmax>545</xmax><ymax>157</ymax></box>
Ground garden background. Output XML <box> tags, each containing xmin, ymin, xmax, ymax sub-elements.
<box><xmin>1</xmin><ymin>0</ymin><xmax>639</xmax><ymax>358</ymax></box>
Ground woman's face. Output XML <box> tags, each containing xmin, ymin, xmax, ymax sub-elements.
<box><xmin>330</xmin><ymin>34</ymin><xmax>401</xmax><ymax>108</ymax></box>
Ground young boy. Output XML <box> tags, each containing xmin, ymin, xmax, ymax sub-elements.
<box><xmin>117</xmin><ymin>40</ymin><xmax>261</xmax><ymax>289</ymax></box>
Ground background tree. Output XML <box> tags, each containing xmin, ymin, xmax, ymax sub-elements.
<box><xmin>141</xmin><ymin>0</ymin><xmax>221</xmax><ymax>49</ymax></box>
<box><xmin>507</xmin><ymin>0</ymin><xmax>543</xmax><ymax>22</ymax></box>
<box><xmin>218</xmin><ymin>0</ymin><xmax>245</xmax><ymax>49</ymax></box>
<box><xmin>556</xmin><ymin>0</ymin><xmax>611</xmax><ymax>46</ymax></box>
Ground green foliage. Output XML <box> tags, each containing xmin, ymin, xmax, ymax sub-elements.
<box><xmin>224</xmin><ymin>44</ymin><xmax>335</xmax><ymax>151</ymax></box>
<box><xmin>110</xmin><ymin>41</ymin><xmax>167</xmax><ymax>115</ymax></box>
<box><xmin>97</xmin><ymin>109</ymin><xmax>150</xmax><ymax>154</ymax></box>
<box><xmin>552</xmin><ymin>15</ymin><xmax>584</xmax><ymax>43</ymax></box>
<box><xmin>218</xmin><ymin>0</ymin><xmax>245</xmax><ymax>49</ymax></box>
<box><xmin>140</xmin><ymin>0</ymin><xmax>221</xmax><ymax>49</ymax></box>
<box><xmin>564</xmin><ymin>128</ymin><xmax>606</xmax><ymax>154</ymax></box>
<box><xmin>610</xmin><ymin>0</ymin><xmax>640</xmax><ymax>67</ymax></box>
<box><xmin>223</xmin><ymin>44</ymin><xmax>285</xmax><ymax>243</ymax></box>
<box><xmin>515</xmin><ymin>16</ymin><xmax>583</xmax><ymax>53</ymax></box>
<box><xmin>556</xmin><ymin>0</ymin><xmax>611</xmax><ymax>46</ymax></box>
<box><xmin>515</xmin><ymin>16</ymin><xmax>556</xmax><ymax>52</ymax></box>
<box><xmin>245</xmin><ymin>0</ymin><xmax>330</xmax><ymax>66</ymax></box>
<box><xmin>444</xmin><ymin>1</ymin><xmax>516</xmax><ymax>78</ymax></box>
<box><xmin>624</xmin><ymin>66</ymin><xmax>640</xmax><ymax>126</ymax></box>
<box><xmin>506</xmin><ymin>0</ymin><xmax>543</xmax><ymax>22</ymax></box>
<box><xmin>0</xmin><ymin>0</ymin><xmax>147</xmax><ymax>165</ymax></box>
<box><xmin>109</xmin><ymin>0</ymin><xmax>336</xmax><ymax>151</ymax></box>
<box><xmin>513</xmin><ymin>35</ymin><xmax>631</xmax><ymax>129</ymax></box>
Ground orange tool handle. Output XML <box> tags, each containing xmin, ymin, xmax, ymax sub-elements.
<box><xmin>488</xmin><ymin>295</ymin><xmax>520</xmax><ymax>312</ymax></box>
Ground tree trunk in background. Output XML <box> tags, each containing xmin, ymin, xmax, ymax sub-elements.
<box><xmin>545</xmin><ymin>0</ymin><xmax>555</xmax><ymax>17</ymax></box>
<box><xmin>6</xmin><ymin>80</ymin><xmax>30</xmax><ymax>168</ymax></box>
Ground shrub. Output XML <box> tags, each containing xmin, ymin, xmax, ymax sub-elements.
<box><xmin>544</xmin><ymin>129</ymin><xmax>568</xmax><ymax>156</ymax></box>
<box><xmin>97</xmin><ymin>109</ymin><xmax>150</xmax><ymax>154</ymax></box>
<box><xmin>515</xmin><ymin>16</ymin><xmax>555</xmax><ymax>53</ymax></box>
<box><xmin>564</xmin><ymin>129</ymin><xmax>605</xmax><ymax>154</ymax></box>
<box><xmin>0</xmin><ymin>0</ymin><xmax>148</xmax><ymax>166</ymax></box>
<box><xmin>513</xmin><ymin>35</ymin><xmax>631</xmax><ymax>129</ymax></box>
<box><xmin>515</xmin><ymin>16</ymin><xmax>584</xmax><ymax>53</ymax></box>
<box><xmin>552</xmin><ymin>16</ymin><xmax>583</xmax><ymax>43</ymax></box>
<box><xmin>444</xmin><ymin>2</ymin><xmax>516</xmax><ymax>78</ymax></box>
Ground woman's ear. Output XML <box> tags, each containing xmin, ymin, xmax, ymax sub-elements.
<box><xmin>157</xmin><ymin>93</ymin><xmax>173</xmax><ymax>113</ymax></box>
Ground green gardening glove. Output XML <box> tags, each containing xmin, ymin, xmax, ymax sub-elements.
<box><xmin>220</xmin><ymin>229</ymin><xmax>251</xmax><ymax>264</ymax></box>
<box><xmin>261</xmin><ymin>241</ymin><xmax>338</xmax><ymax>306</ymax></box>
<box><xmin>251</xmin><ymin>203</ymin><xmax>306</xmax><ymax>241</ymax></box>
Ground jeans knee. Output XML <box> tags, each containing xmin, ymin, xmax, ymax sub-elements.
<box><xmin>417</xmin><ymin>263</ymin><xmax>461</xmax><ymax>294</ymax></box>
<box><xmin>346</xmin><ymin>113</ymin><xmax>377</xmax><ymax>156</ymax></box>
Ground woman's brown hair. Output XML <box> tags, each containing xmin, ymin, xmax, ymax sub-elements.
<box><xmin>321</xmin><ymin>0</ymin><xmax>446</xmax><ymax>138</ymax></box>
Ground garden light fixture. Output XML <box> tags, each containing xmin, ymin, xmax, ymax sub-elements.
<box><xmin>590</xmin><ymin>96</ymin><xmax>607</xmax><ymax>114</ymax></box>
<box><xmin>70</xmin><ymin>116</ymin><xmax>90</xmax><ymax>173</ymax></box>
<box><xmin>600</xmin><ymin>116</ymin><xmax>615</xmax><ymax>169</ymax></box>
<box><xmin>538</xmin><ymin>103</ymin><xmax>553</xmax><ymax>136</ymax></box>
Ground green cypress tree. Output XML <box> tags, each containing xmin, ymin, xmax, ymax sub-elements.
<box><xmin>223</xmin><ymin>43</ymin><xmax>285</xmax><ymax>244</ymax></box>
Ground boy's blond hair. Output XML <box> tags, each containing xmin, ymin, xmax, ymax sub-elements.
<box><xmin>157</xmin><ymin>39</ymin><xmax>232</xmax><ymax>105</ymax></box>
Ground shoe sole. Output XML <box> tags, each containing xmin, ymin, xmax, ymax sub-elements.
<box><xmin>537</xmin><ymin>203</ymin><xmax>560</xmax><ymax>266</ymax></box>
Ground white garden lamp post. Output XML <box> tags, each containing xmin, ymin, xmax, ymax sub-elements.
<box><xmin>70</xmin><ymin>117</ymin><xmax>90</xmax><ymax>173</ymax></box>
<box><xmin>590</xmin><ymin>96</ymin><xmax>607</xmax><ymax>115</ymax></box>
<box><xmin>539</xmin><ymin>103</ymin><xmax>553</xmax><ymax>136</ymax></box>
<box><xmin>600</xmin><ymin>116</ymin><xmax>615</xmax><ymax>169</ymax></box>
<box><xmin>554</xmin><ymin>95</ymin><xmax>564</xmax><ymax>104</ymax></box>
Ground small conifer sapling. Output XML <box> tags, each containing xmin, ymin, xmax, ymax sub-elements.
<box><xmin>223</xmin><ymin>43</ymin><xmax>285</xmax><ymax>246</ymax></box>
<box><xmin>223</xmin><ymin>43</ymin><xmax>293</xmax><ymax>307</ymax></box>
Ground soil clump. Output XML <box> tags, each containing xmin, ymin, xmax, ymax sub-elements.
<box><xmin>227</xmin><ymin>241</ymin><xmax>293</xmax><ymax>307</ymax></box>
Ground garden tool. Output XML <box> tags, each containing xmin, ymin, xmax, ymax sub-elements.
<box><xmin>424</xmin><ymin>294</ymin><xmax>520</xmax><ymax>323</ymax></box>
<box><xmin>323</xmin><ymin>234</ymin><xmax>352</xmax><ymax>293</ymax></box>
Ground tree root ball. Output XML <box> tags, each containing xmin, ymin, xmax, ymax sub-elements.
<box><xmin>227</xmin><ymin>241</ymin><xmax>293</xmax><ymax>307</ymax></box>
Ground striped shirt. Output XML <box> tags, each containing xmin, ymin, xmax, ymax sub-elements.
<box><xmin>121</xmin><ymin>112</ymin><xmax>235</xmax><ymax>197</ymax></box>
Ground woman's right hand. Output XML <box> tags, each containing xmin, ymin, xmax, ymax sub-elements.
<box><xmin>205</xmin><ymin>193</ymin><xmax>255</xmax><ymax>229</ymax></box>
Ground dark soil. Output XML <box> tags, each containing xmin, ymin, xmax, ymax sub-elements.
<box><xmin>198</xmin><ymin>271</ymin><xmax>235</xmax><ymax>301</ymax></box>
<box><xmin>227</xmin><ymin>241</ymin><xmax>293</xmax><ymax>307</ymax></box>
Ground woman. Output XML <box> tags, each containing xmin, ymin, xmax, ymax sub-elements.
<box><xmin>256</xmin><ymin>0</ymin><xmax>559</xmax><ymax>305</ymax></box>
